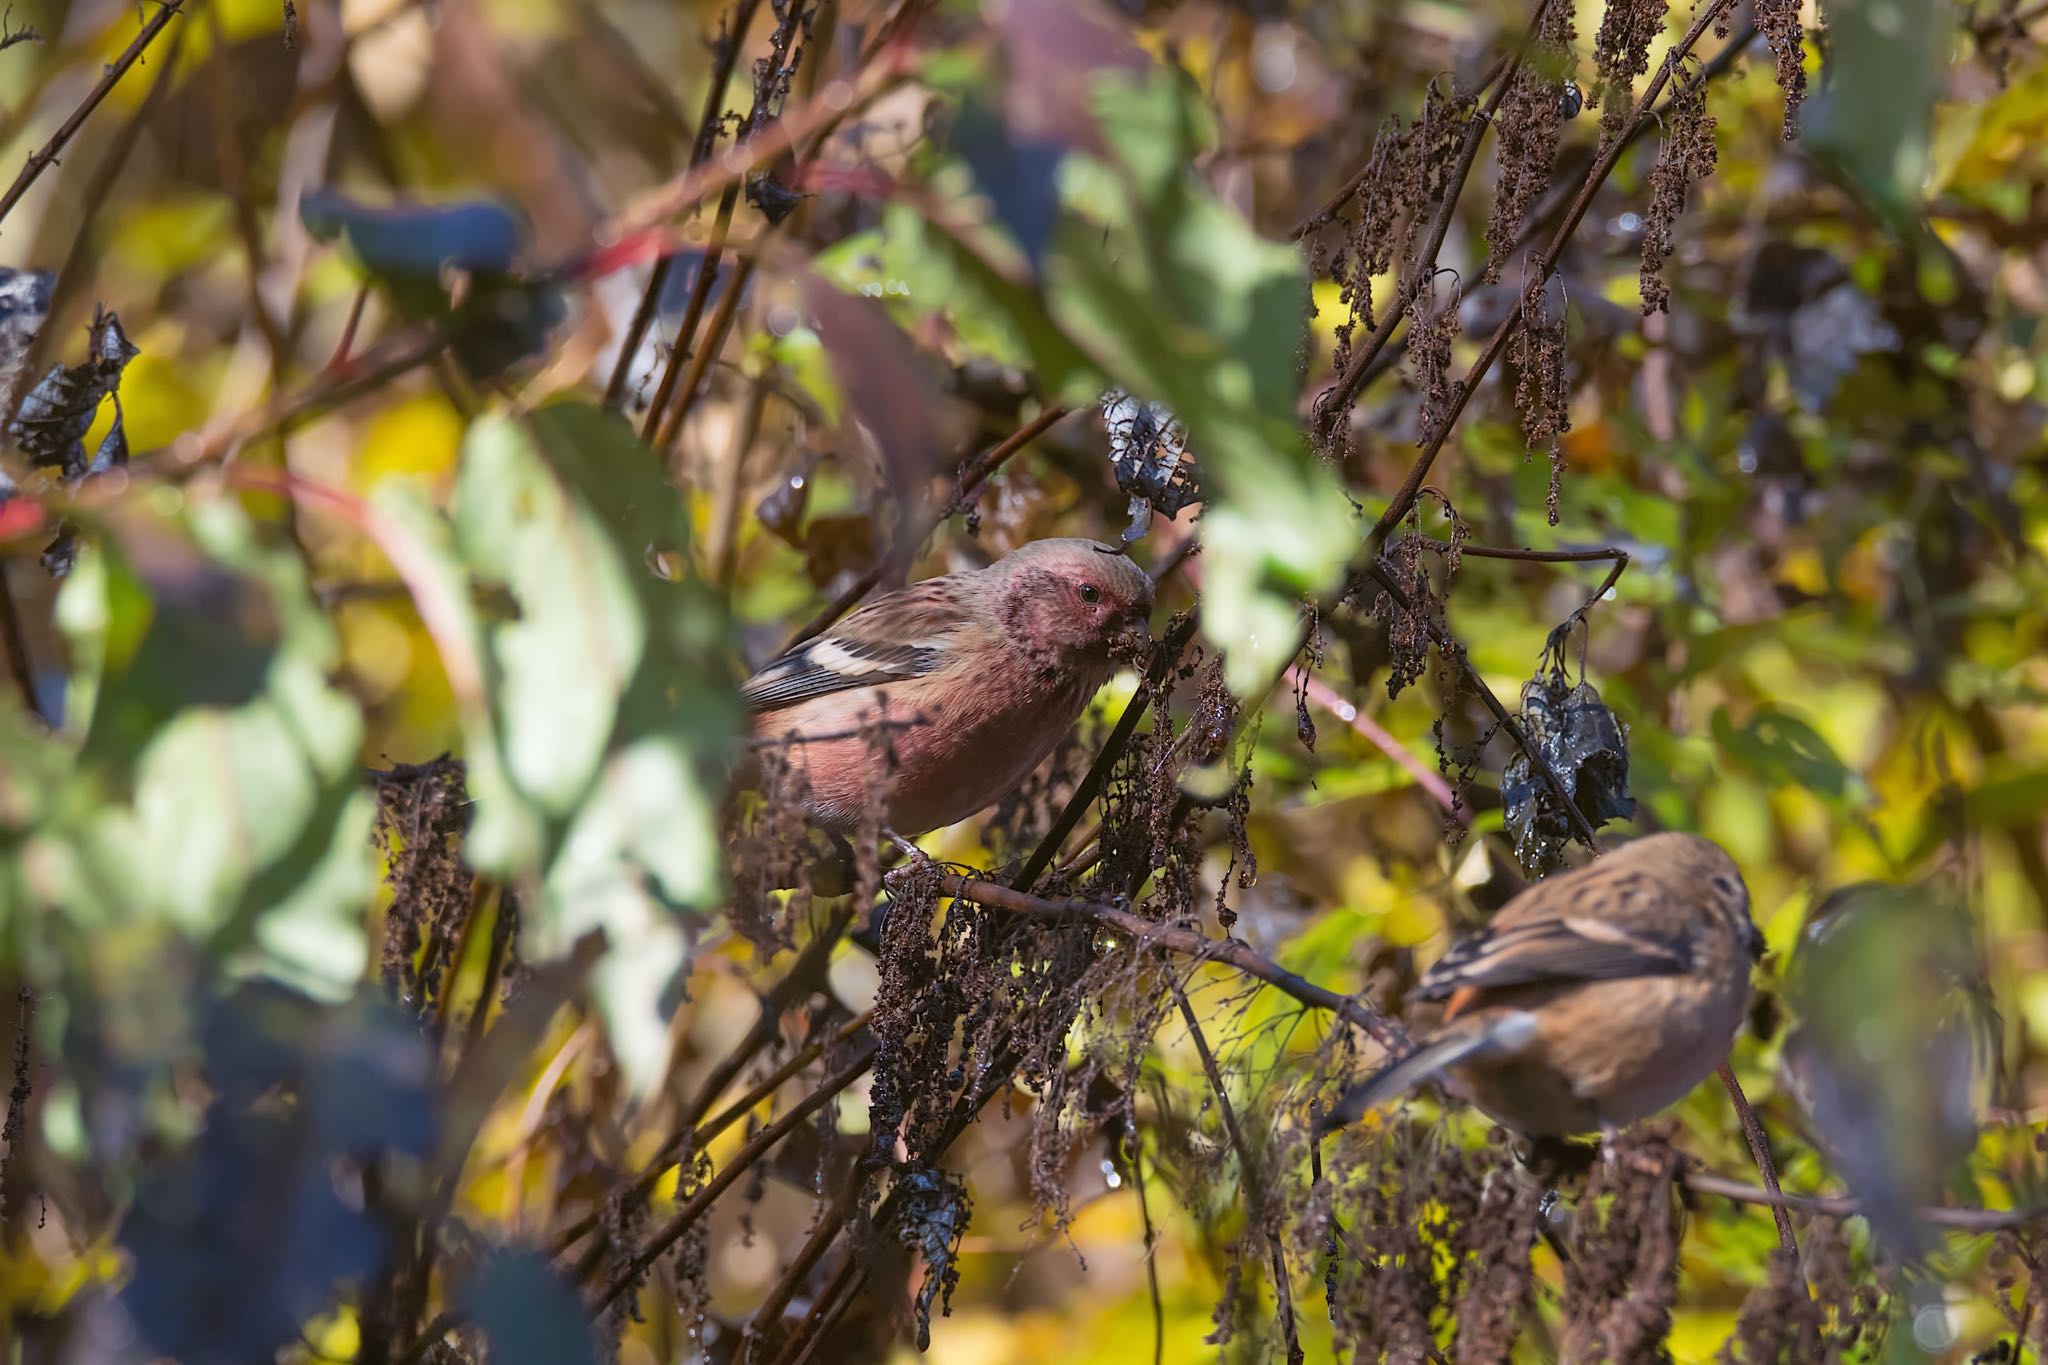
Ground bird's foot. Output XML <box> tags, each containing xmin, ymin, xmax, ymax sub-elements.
<box><xmin>883</xmin><ymin>828</ymin><xmax>929</xmax><ymax>862</ymax></box>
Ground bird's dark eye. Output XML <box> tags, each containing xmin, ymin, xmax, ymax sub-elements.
<box><xmin>1078</xmin><ymin>583</ymin><xmax>1102</xmax><ymax>604</ymax></box>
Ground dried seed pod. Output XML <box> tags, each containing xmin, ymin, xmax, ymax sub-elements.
<box><xmin>1639</xmin><ymin>71</ymin><xmax>1719</xmax><ymax>315</ymax></box>
<box><xmin>1485</xmin><ymin>0</ymin><xmax>1577</xmax><ymax>282</ymax></box>
<box><xmin>1409</xmin><ymin>285</ymin><xmax>1463</xmax><ymax>447</ymax></box>
<box><xmin>1591</xmin><ymin>0</ymin><xmax>1670</xmax><ymax>143</ymax></box>
<box><xmin>1756</xmin><ymin>0</ymin><xmax>1808</xmax><ymax>140</ymax></box>
<box><xmin>1507</xmin><ymin>274</ymin><xmax>1571</xmax><ymax>523</ymax></box>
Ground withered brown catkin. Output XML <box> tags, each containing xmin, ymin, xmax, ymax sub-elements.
<box><xmin>1592</xmin><ymin>0</ymin><xmax>1670</xmax><ymax>143</ymax></box>
<box><xmin>1719</xmin><ymin>1248</ymin><xmax>1828</xmax><ymax>1364</ymax></box>
<box><xmin>1755</xmin><ymin>0</ymin><xmax>1808</xmax><ymax>139</ymax></box>
<box><xmin>372</xmin><ymin>755</ymin><xmax>471</xmax><ymax>1009</ymax></box>
<box><xmin>1639</xmin><ymin>71</ymin><xmax>1718</xmax><ymax>314</ymax></box>
<box><xmin>1452</xmin><ymin>1173</ymin><xmax>1540</xmax><ymax>1364</ymax></box>
<box><xmin>1561</xmin><ymin>1126</ymin><xmax>1683</xmax><ymax>1363</ymax></box>
<box><xmin>1485</xmin><ymin>0</ymin><xmax>1577</xmax><ymax>281</ymax></box>
<box><xmin>1409</xmin><ymin>287</ymin><xmax>1462</xmax><ymax>447</ymax></box>
<box><xmin>1374</xmin><ymin>523</ymin><xmax>1431</xmax><ymax>699</ymax></box>
<box><xmin>1508</xmin><ymin>275</ymin><xmax>1571</xmax><ymax>524</ymax></box>
<box><xmin>1332</xmin><ymin>120</ymin><xmax>1417</xmax><ymax>353</ymax></box>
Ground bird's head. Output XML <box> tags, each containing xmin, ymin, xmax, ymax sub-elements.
<box><xmin>995</xmin><ymin>538</ymin><xmax>1155</xmax><ymax>672</ymax></box>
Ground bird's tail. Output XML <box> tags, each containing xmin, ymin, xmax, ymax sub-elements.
<box><xmin>1318</xmin><ymin>1012</ymin><xmax>1538</xmax><ymax>1135</ymax></box>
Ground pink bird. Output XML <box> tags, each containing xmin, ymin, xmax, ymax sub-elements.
<box><xmin>744</xmin><ymin>539</ymin><xmax>1155</xmax><ymax>836</ymax></box>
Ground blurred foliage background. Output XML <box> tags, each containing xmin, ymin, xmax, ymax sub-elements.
<box><xmin>4</xmin><ymin>0</ymin><xmax>2048</xmax><ymax>1359</ymax></box>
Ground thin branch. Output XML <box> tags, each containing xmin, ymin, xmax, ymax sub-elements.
<box><xmin>1013</xmin><ymin>611</ymin><xmax>1199</xmax><ymax>890</ymax></box>
<box><xmin>1362</xmin><ymin>558</ymin><xmax>1604</xmax><ymax>851</ymax></box>
<box><xmin>1717</xmin><ymin>1063</ymin><xmax>1799</xmax><ymax>1260</ymax></box>
<box><xmin>638</xmin><ymin>184</ymin><xmax>743</xmax><ymax>440</ymax></box>
<box><xmin>1361</xmin><ymin>0</ymin><xmax>1741</xmax><ymax>547</ymax></box>
<box><xmin>772</xmin><ymin>1254</ymin><xmax>862</xmax><ymax>1365</ymax></box>
<box><xmin>782</xmin><ymin>403</ymin><xmax>1072</xmax><ymax>650</ymax></box>
<box><xmin>1288</xmin><ymin>54</ymin><xmax>1511</xmax><ymax>243</ymax></box>
<box><xmin>4</xmin><ymin>14</ymin><xmax>189</xmax><ymax>438</ymax></box>
<box><xmin>1682</xmin><ymin>1170</ymin><xmax>2048</xmax><ymax>1234</ymax></box>
<box><xmin>0</xmin><ymin>561</ymin><xmax>36</xmax><ymax>718</ymax></box>
<box><xmin>652</xmin><ymin>252</ymin><xmax>757</xmax><ymax>455</ymax></box>
<box><xmin>1126</xmin><ymin>1130</ymin><xmax>1164</xmax><ymax>1365</ymax></box>
<box><xmin>1285</xmin><ymin>665</ymin><xmax>1463</xmax><ymax>817</ymax></box>
<box><xmin>553</xmin><ymin>1009</ymin><xmax>870</xmax><ymax>1260</ymax></box>
<box><xmin>158</xmin><ymin>324</ymin><xmax>450</xmax><ymax>468</ymax></box>
<box><xmin>1170</xmin><ymin>980</ymin><xmax>1302</xmax><ymax>1364</ymax></box>
<box><xmin>597</xmin><ymin>43</ymin><xmax>916</xmax><ymax>252</ymax></box>
<box><xmin>0</xmin><ymin>0</ymin><xmax>189</xmax><ymax>229</ymax></box>
<box><xmin>591</xmin><ymin>1041</ymin><xmax>879</xmax><ymax>1311</ymax></box>
<box><xmin>934</xmin><ymin>869</ymin><xmax>1407</xmax><ymax>1052</ymax></box>
<box><xmin>603</xmin><ymin>0</ymin><xmax>765</xmax><ymax>408</ymax></box>
<box><xmin>1407</xmin><ymin>538</ymin><xmax>1631</xmax><ymax>565</ymax></box>
<box><xmin>553</xmin><ymin>908</ymin><xmax>856</xmax><ymax>1257</ymax></box>
<box><xmin>1314</xmin><ymin>3</ymin><xmax>1554</xmax><ymax>429</ymax></box>
<box><xmin>572</xmin><ymin>0</ymin><xmax>699</xmax><ymax>143</ymax></box>
<box><xmin>742</xmin><ymin>1159</ymin><xmax>870</xmax><ymax>1355</ymax></box>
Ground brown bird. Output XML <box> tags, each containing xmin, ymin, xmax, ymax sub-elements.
<box><xmin>743</xmin><ymin>538</ymin><xmax>1154</xmax><ymax>836</ymax></box>
<box><xmin>1323</xmin><ymin>832</ymin><xmax>1763</xmax><ymax>1138</ymax></box>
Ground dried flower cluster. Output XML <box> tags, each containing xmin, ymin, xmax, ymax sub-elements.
<box><xmin>1560</xmin><ymin>1127</ymin><xmax>1683</xmax><ymax>1362</ymax></box>
<box><xmin>1309</xmin><ymin>1121</ymin><xmax>1536</xmax><ymax>1361</ymax></box>
<box><xmin>1756</xmin><ymin>0</ymin><xmax>1809</xmax><ymax>139</ymax></box>
<box><xmin>1591</xmin><ymin>0</ymin><xmax>1670</xmax><ymax>143</ymax></box>
<box><xmin>1640</xmin><ymin>69</ymin><xmax>1719</xmax><ymax>314</ymax></box>
<box><xmin>1485</xmin><ymin>0</ymin><xmax>1578</xmax><ymax>281</ymax></box>
<box><xmin>1508</xmin><ymin>273</ymin><xmax>1572</xmax><ymax>523</ymax></box>
<box><xmin>372</xmin><ymin>755</ymin><xmax>474</xmax><ymax>1011</ymax></box>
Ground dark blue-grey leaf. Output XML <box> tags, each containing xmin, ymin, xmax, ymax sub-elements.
<box><xmin>460</xmin><ymin>1251</ymin><xmax>600</xmax><ymax>1365</ymax></box>
<box><xmin>951</xmin><ymin>96</ymin><xmax>1067</xmax><ymax>270</ymax></box>
<box><xmin>300</xmin><ymin>188</ymin><xmax>524</xmax><ymax>277</ymax></box>
<box><xmin>1503</xmin><ymin>669</ymin><xmax>1635</xmax><ymax>874</ymax></box>
<box><xmin>7</xmin><ymin>307</ymin><xmax>138</xmax><ymax>481</ymax></box>
<box><xmin>1783</xmin><ymin>883</ymin><xmax>1993</xmax><ymax>1263</ymax></box>
<box><xmin>122</xmin><ymin>985</ymin><xmax>435</xmax><ymax>1365</ymax></box>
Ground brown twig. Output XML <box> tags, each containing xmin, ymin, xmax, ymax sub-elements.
<box><xmin>1407</xmin><ymin>538</ymin><xmax>1631</xmax><ymax>565</ymax></box>
<box><xmin>1288</xmin><ymin>54</ymin><xmax>1512</xmax><ymax>243</ymax></box>
<box><xmin>741</xmin><ymin>1154</ymin><xmax>870</xmax><ymax>1356</ymax></box>
<box><xmin>599</xmin><ymin>43</ymin><xmax>917</xmax><ymax>250</ymax></box>
<box><xmin>937</xmin><ymin>870</ymin><xmax>1407</xmax><ymax>1052</ymax></box>
<box><xmin>1013</xmin><ymin>611</ymin><xmax>1199</xmax><ymax>889</ymax></box>
<box><xmin>781</xmin><ymin>403</ymin><xmax>1073</xmax><ymax>651</ymax></box>
<box><xmin>551</xmin><ymin>908</ymin><xmax>856</xmax><ymax>1260</ymax></box>
<box><xmin>1169</xmin><ymin>980</ymin><xmax>1302</xmax><ymax>1363</ymax></box>
<box><xmin>572</xmin><ymin>0</ymin><xmax>699</xmax><ymax>143</ymax></box>
<box><xmin>1125</xmin><ymin>1128</ymin><xmax>1165</xmax><ymax>1365</ymax></box>
<box><xmin>1361</xmin><ymin>558</ymin><xmax>1604</xmax><ymax>851</ymax></box>
<box><xmin>652</xmin><ymin>253</ymin><xmax>757</xmax><ymax>456</ymax></box>
<box><xmin>0</xmin><ymin>563</ymin><xmax>35</xmax><ymax>719</ymax></box>
<box><xmin>158</xmin><ymin>324</ymin><xmax>450</xmax><ymax>468</ymax></box>
<box><xmin>1717</xmin><ymin>1062</ymin><xmax>1799</xmax><ymax>1260</ymax></box>
<box><xmin>4</xmin><ymin>14</ymin><xmax>188</xmax><ymax>439</ymax></box>
<box><xmin>553</xmin><ymin>1009</ymin><xmax>871</xmax><ymax>1261</ymax></box>
<box><xmin>1313</xmin><ymin>5</ymin><xmax>1553</xmax><ymax>430</ymax></box>
<box><xmin>639</xmin><ymin>184</ymin><xmax>744</xmax><ymax>441</ymax></box>
<box><xmin>0</xmin><ymin>0</ymin><xmax>189</xmax><ymax>230</ymax></box>
<box><xmin>1682</xmin><ymin>1169</ymin><xmax>2048</xmax><ymax>1233</ymax></box>
<box><xmin>603</xmin><ymin>0</ymin><xmax>766</xmax><ymax>408</ymax></box>
<box><xmin>591</xmin><ymin>1041</ymin><xmax>879</xmax><ymax>1310</ymax></box>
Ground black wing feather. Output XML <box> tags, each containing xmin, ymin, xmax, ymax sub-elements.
<box><xmin>1411</xmin><ymin>918</ymin><xmax>1692</xmax><ymax>1000</ymax></box>
<box><xmin>741</xmin><ymin>637</ymin><xmax>948</xmax><ymax>712</ymax></box>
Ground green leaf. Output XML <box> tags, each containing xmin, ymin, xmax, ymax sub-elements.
<box><xmin>1805</xmin><ymin>0</ymin><xmax>1950</xmax><ymax>235</ymax></box>
<box><xmin>388</xmin><ymin>401</ymin><xmax>742</xmax><ymax>1094</ymax></box>
<box><xmin>1046</xmin><ymin>67</ymin><xmax>1353</xmax><ymax>692</ymax></box>
<box><xmin>15</xmin><ymin>499</ymin><xmax>374</xmax><ymax>988</ymax></box>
